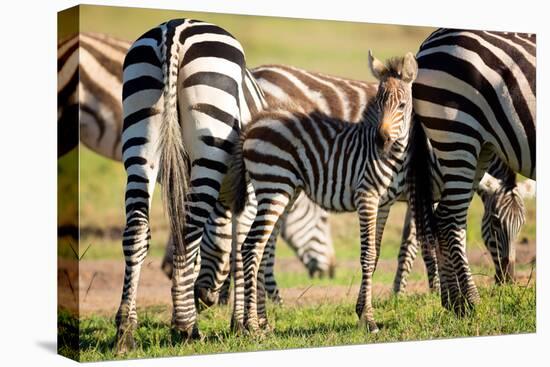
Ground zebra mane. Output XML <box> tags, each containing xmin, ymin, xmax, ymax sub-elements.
<box><xmin>384</xmin><ymin>56</ymin><xmax>409</xmax><ymax>78</ymax></box>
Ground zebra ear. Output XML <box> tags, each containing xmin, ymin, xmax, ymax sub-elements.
<box><xmin>402</xmin><ymin>52</ymin><xmax>418</xmax><ymax>83</ymax></box>
<box><xmin>477</xmin><ymin>173</ymin><xmax>500</xmax><ymax>196</ymax></box>
<box><xmin>368</xmin><ymin>50</ymin><xmax>388</xmax><ymax>80</ymax></box>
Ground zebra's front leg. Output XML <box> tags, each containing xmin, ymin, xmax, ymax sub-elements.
<box><xmin>354</xmin><ymin>193</ymin><xmax>381</xmax><ymax>333</ymax></box>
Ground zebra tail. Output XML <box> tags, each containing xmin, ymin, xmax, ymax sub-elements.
<box><xmin>407</xmin><ymin>115</ymin><xmax>438</xmax><ymax>251</ymax></box>
<box><xmin>159</xmin><ymin>33</ymin><xmax>189</xmax><ymax>257</ymax></box>
<box><xmin>221</xmin><ymin>132</ymin><xmax>248</xmax><ymax>215</ymax></box>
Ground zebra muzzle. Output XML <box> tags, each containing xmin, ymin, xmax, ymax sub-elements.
<box><xmin>376</xmin><ymin>130</ymin><xmax>392</xmax><ymax>152</ymax></box>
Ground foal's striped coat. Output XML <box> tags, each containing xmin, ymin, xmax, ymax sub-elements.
<box><xmin>231</xmin><ymin>52</ymin><xmax>419</xmax><ymax>333</ymax></box>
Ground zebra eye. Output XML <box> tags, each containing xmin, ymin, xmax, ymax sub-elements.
<box><xmin>398</xmin><ymin>102</ymin><xmax>406</xmax><ymax>109</ymax></box>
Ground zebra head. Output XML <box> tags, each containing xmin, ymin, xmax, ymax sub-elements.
<box><xmin>479</xmin><ymin>181</ymin><xmax>526</xmax><ymax>284</ymax></box>
<box><xmin>368</xmin><ymin>50</ymin><xmax>417</xmax><ymax>153</ymax></box>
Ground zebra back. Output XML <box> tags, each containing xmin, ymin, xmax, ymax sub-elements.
<box><xmin>58</xmin><ymin>32</ymin><xmax>131</xmax><ymax>161</ymax></box>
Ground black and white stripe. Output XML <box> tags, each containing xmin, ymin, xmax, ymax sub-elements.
<box><xmin>394</xmin><ymin>158</ymin><xmax>532</xmax><ymax>294</ymax></box>
<box><xmin>57</xmin><ymin>33</ymin><xmax>336</xmax><ymax>311</ymax></box>
<box><xmin>230</xmin><ymin>52</ymin><xmax>419</xmax><ymax>333</ymax></box>
<box><xmin>57</xmin><ymin>33</ymin><xmax>131</xmax><ymax>160</ymax></box>
<box><xmin>117</xmin><ymin>19</ymin><xmax>260</xmax><ymax>349</ymax></box>
<box><xmin>410</xmin><ymin>28</ymin><xmax>536</xmax><ymax>314</ymax></box>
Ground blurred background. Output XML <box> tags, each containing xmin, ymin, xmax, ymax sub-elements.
<box><xmin>58</xmin><ymin>4</ymin><xmax>536</xmax><ymax>307</ymax></box>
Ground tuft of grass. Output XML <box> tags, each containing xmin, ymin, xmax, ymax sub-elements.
<box><xmin>71</xmin><ymin>284</ymin><xmax>535</xmax><ymax>362</ymax></box>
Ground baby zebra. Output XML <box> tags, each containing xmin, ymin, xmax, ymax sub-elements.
<box><xmin>230</xmin><ymin>51</ymin><xmax>419</xmax><ymax>333</ymax></box>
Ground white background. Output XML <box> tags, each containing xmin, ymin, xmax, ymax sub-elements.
<box><xmin>0</xmin><ymin>0</ymin><xmax>546</xmax><ymax>365</ymax></box>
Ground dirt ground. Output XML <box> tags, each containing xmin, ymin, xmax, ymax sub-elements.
<box><xmin>58</xmin><ymin>241</ymin><xmax>536</xmax><ymax>316</ymax></box>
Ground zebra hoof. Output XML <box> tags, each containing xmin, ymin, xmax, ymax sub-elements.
<box><xmin>443</xmin><ymin>291</ymin><xmax>479</xmax><ymax>317</ymax></box>
<box><xmin>115</xmin><ymin>324</ymin><xmax>137</xmax><ymax>354</ymax></box>
<box><xmin>270</xmin><ymin>294</ymin><xmax>284</xmax><ymax>306</ymax></box>
<box><xmin>171</xmin><ymin>324</ymin><xmax>203</xmax><ymax>343</ymax></box>
<box><xmin>195</xmin><ymin>287</ymin><xmax>219</xmax><ymax>311</ymax></box>
<box><xmin>259</xmin><ymin>318</ymin><xmax>273</xmax><ymax>334</ymax></box>
<box><xmin>230</xmin><ymin>318</ymin><xmax>246</xmax><ymax>335</ymax></box>
<box><xmin>361</xmin><ymin>320</ymin><xmax>379</xmax><ymax>334</ymax></box>
<box><xmin>244</xmin><ymin>321</ymin><xmax>262</xmax><ymax>338</ymax></box>
<box><xmin>368</xmin><ymin>322</ymin><xmax>380</xmax><ymax>334</ymax></box>
<box><xmin>358</xmin><ymin>317</ymin><xmax>379</xmax><ymax>334</ymax></box>
<box><xmin>218</xmin><ymin>292</ymin><xmax>230</xmax><ymax>305</ymax></box>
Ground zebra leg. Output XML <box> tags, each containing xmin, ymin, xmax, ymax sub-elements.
<box><xmin>163</xmin><ymin>202</ymin><xmax>234</xmax><ymax>305</ymax></box>
<box><xmin>435</xmin><ymin>197</ymin><xmax>480</xmax><ymax>316</ymax></box>
<box><xmin>354</xmin><ymin>193</ymin><xmax>381</xmax><ymax>333</ymax></box>
<box><xmin>264</xmin><ymin>232</ymin><xmax>283</xmax><ymax>304</ymax></box>
<box><xmin>231</xmin><ymin>186</ymin><xmax>257</xmax><ymax>333</ymax></box>
<box><xmin>194</xmin><ymin>202</ymin><xmax>233</xmax><ymax>310</ymax></box>
<box><xmin>243</xmin><ymin>191</ymin><xmax>290</xmax><ymax>334</ymax></box>
<box><xmin>257</xmin><ymin>217</ymin><xmax>285</xmax><ymax>330</ymax></box>
<box><xmin>257</xmin><ymin>247</ymin><xmax>269</xmax><ymax>329</ymax></box>
<box><xmin>393</xmin><ymin>207</ymin><xmax>419</xmax><ymax>294</ymax></box>
<box><xmin>218</xmin><ymin>273</ymin><xmax>231</xmax><ymax>305</ymax></box>
<box><xmin>403</xmin><ymin>208</ymin><xmax>441</xmax><ymax>293</ymax></box>
<box><xmin>116</xmin><ymin>127</ymin><xmax>161</xmax><ymax>353</ymax></box>
<box><xmin>171</xmin><ymin>167</ymin><xmax>231</xmax><ymax>340</ymax></box>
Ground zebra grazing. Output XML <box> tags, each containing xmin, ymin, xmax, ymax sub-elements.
<box><xmin>117</xmin><ymin>19</ymin><xmax>266</xmax><ymax>350</ymax></box>
<box><xmin>410</xmin><ymin>29</ymin><xmax>535</xmax><ymax>315</ymax></box>
<box><xmin>393</xmin><ymin>159</ymin><xmax>532</xmax><ymax>293</ymax></box>
<box><xmin>477</xmin><ymin>160</ymin><xmax>528</xmax><ymax>284</ymax></box>
<box><xmin>230</xmin><ymin>51</ymin><xmax>419</xmax><ymax>333</ymax></box>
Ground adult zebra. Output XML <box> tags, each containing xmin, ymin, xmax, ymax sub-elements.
<box><xmin>117</xmin><ymin>19</ymin><xmax>266</xmax><ymax>350</ymax></box>
<box><xmin>410</xmin><ymin>29</ymin><xmax>535</xmax><ymax>314</ymax></box>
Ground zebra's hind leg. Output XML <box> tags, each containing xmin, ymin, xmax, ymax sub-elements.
<box><xmin>171</xmin><ymin>171</ymin><xmax>228</xmax><ymax>341</ymax></box>
<box><xmin>231</xmin><ymin>187</ymin><xmax>257</xmax><ymax>334</ymax></box>
<box><xmin>257</xmin><ymin>217</ymin><xmax>285</xmax><ymax>331</ymax></box>
<box><xmin>435</xmin><ymin>204</ymin><xmax>480</xmax><ymax>316</ymax></box>
<box><xmin>393</xmin><ymin>207</ymin><xmax>419</xmax><ymax>294</ymax></box>
<box><xmin>354</xmin><ymin>193</ymin><xmax>383</xmax><ymax>333</ymax></box>
<box><xmin>115</xmin><ymin>94</ymin><xmax>163</xmax><ymax>353</ymax></box>
<box><xmin>194</xmin><ymin>202</ymin><xmax>233</xmax><ymax>310</ymax></box>
<box><xmin>243</xmin><ymin>191</ymin><xmax>291</xmax><ymax>335</ymax></box>
<box><xmin>218</xmin><ymin>274</ymin><xmax>231</xmax><ymax>305</ymax></box>
<box><xmin>264</xmin><ymin>233</ymin><xmax>283</xmax><ymax>305</ymax></box>
<box><xmin>116</xmin><ymin>148</ymin><xmax>160</xmax><ymax>354</ymax></box>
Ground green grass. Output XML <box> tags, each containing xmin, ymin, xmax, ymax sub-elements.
<box><xmin>62</xmin><ymin>284</ymin><xmax>535</xmax><ymax>362</ymax></box>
